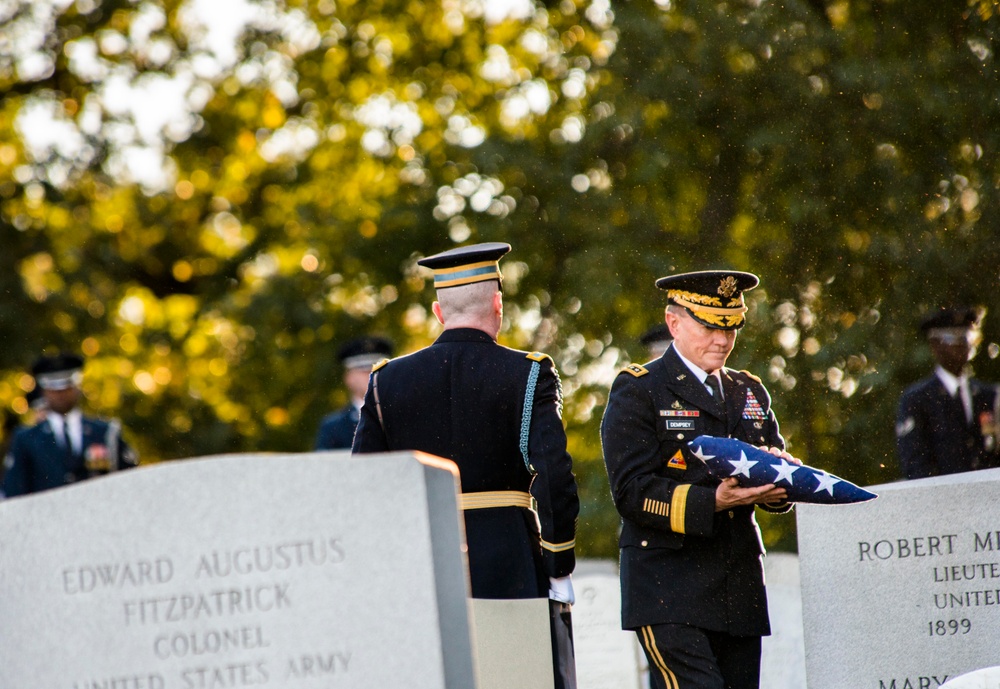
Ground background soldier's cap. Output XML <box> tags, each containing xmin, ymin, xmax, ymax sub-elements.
<box><xmin>655</xmin><ymin>270</ymin><xmax>760</xmax><ymax>330</ymax></box>
<box><xmin>417</xmin><ymin>242</ymin><xmax>511</xmax><ymax>290</ymax></box>
<box><xmin>919</xmin><ymin>306</ymin><xmax>983</xmax><ymax>337</ymax></box>
<box><xmin>639</xmin><ymin>324</ymin><xmax>673</xmax><ymax>358</ymax></box>
<box><xmin>31</xmin><ymin>352</ymin><xmax>84</xmax><ymax>390</ymax></box>
<box><xmin>337</xmin><ymin>336</ymin><xmax>394</xmax><ymax>371</ymax></box>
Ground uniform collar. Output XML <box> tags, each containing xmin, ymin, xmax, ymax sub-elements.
<box><xmin>934</xmin><ymin>365</ymin><xmax>967</xmax><ymax>396</ymax></box>
<box><xmin>47</xmin><ymin>407</ymin><xmax>82</xmax><ymax>433</ymax></box>
<box><xmin>435</xmin><ymin>327</ymin><xmax>496</xmax><ymax>344</ymax></box>
<box><xmin>673</xmin><ymin>346</ymin><xmax>712</xmax><ymax>385</ymax></box>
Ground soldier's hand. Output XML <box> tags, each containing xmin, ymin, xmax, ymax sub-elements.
<box><xmin>714</xmin><ymin>477</ymin><xmax>787</xmax><ymax>511</ymax></box>
<box><xmin>759</xmin><ymin>445</ymin><xmax>803</xmax><ymax>465</ymax></box>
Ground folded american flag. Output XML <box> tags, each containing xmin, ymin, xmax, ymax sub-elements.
<box><xmin>689</xmin><ymin>435</ymin><xmax>877</xmax><ymax>505</ymax></box>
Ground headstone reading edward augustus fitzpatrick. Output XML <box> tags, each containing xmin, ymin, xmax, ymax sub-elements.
<box><xmin>0</xmin><ymin>452</ymin><xmax>476</xmax><ymax>689</ymax></box>
<box><xmin>797</xmin><ymin>467</ymin><xmax>1000</xmax><ymax>689</ymax></box>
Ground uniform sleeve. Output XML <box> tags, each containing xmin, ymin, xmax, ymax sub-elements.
<box><xmin>896</xmin><ymin>390</ymin><xmax>934</xmax><ymax>479</ymax></box>
<box><xmin>314</xmin><ymin>419</ymin><xmax>333</xmax><ymax>451</ymax></box>
<box><xmin>601</xmin><ymin>373</ymin><xmax>717</xmax><ymax>538</ymax></box>
<box><xmin>526</xmin><ymin>359</ymin><xmax>579</xmax><ymax>579</ymax></box>
<box><xmin>117</xmin><ymin>435</ymin><xmax>138</xmax><ymax>470</ymax></box>
<box><xmin>352</xmin><ymin>372</ymin><xmax>389</xmax><ymax>454</ymax></box>
<box><xmin>751</xmin><ymin>381</ymin><xmax>793</xmax><ymax>515</ymax></box>
<box><xmin>1</xmin><ymin>431</ymin><xmax>31</xmax><ymax>497</ymax></box>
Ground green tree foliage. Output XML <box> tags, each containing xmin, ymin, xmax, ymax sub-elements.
<box><xmin>2</xmin><ymin>0</ymin><xmax>999</xmax><ymax>557</ymax></box>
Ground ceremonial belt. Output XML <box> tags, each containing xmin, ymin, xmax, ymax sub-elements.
<box><xmin>458</xmin><ymin>490</ymin><xmax>532</xmax><ymax>510</ymax></box>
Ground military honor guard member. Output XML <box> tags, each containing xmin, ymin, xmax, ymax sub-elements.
<box><xmin>896</xmin><ymin>306</ymin><xmax>1000</xmax><ymax>479</ymax></box>
<box><xmin>601</xmin><ymin>270</ymin><xmax>799</xmax><ymax>689</ymax></box>
<box><xmin>2</xmin><ymin>352</ymin><xmax>138</xmax><ymax>498</ymax></box>
<box><xmin>352</xmin><ymin>242</ymin><xmax>580</xmax><ymax>689</ymax></box>
<box><xmin>314</xmin><ymin>335</ymin><xmax>394</xmax><ymax>450</ymax></box>
<box><xmin>640</xmin><ymin>323</ymin><xmax>674</xmax><ymax>360</ymax></box>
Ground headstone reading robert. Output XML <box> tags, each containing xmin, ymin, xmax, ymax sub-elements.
<box><xmin>797</xmin><ymin>467</ymin><xmax>1000</xmax><ymax>689</ymax></box>
<box><xmin>0</xmin><ymin>452</ymin><xmax>476</xmax><ymax>689</ymax></box>
<box><xmin>572</xmin><ymin>560</ymin><xmax>644</xmax><ymax>689</ymax></box>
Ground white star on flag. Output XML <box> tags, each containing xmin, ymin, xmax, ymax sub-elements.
<box><xmin>727</xmin><ymin>451</ymin><xmax>758</xmax><ymax>478</ymax></box>
<box><xmin>814</xmin><ymin>470</ymin><xmax>841</xmax><ymax>496</ymax></box>
<box><xmin>690</xmin><ymin>445</ymin><xmax>715</xmax><ymax>462</ymax></box>
<box><xmin>770</xmin><ymin>458</ymin><xmax>800</xmax><ymax>485</ymax></box>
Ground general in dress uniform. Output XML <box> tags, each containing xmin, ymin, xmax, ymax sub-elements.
<box><xmin>601</xmin><ymin>270</ymin><xmax>797</xmax><ymax>689</ymax></box>
<box><xmin>2</xmin><ymin>353</ymin><xmax>138</xmax><ymax>498</ymax></box>
<box><xmin>896</xmin><ymin>306</ymin><xmax>1000</xmax><ymax>479</ymax></box>
<box><xmin>314</xmin><ymin>336</ymin><xmax>394</xmax><ymax>450</ymax></box>
<box><xmin>352</xmin><ymin>243</ymin><xmax>579</xmax><ymax>688</ymax></box>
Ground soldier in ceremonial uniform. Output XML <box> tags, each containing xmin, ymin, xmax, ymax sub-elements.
<box><xmin>640</xmin><ymin>323</ymin><xmax>674</xmax><ymax>360</ymax></box>
<box><xmin>314</xmin><ymin>336</ymin><xmax>394</xmax><ymax>450</ymax></box>
<box><xmin>352</xmin><ymin>242</ymin><xmax>579</xmax><ymax>688</ymax></box>
<box><xmin>2</xmin><ymin>352</ymin><xmax>138</xmax><ymax>498</ymax></box>
<box><xmin>601</xmin><ymin>270</ymin><xmax>799</xmax><ymax>689</ymax></box>
<box><xmin>896</xmin><ymin>306</ymin><xmax>1000</xmax><ymax>479</ymax></box>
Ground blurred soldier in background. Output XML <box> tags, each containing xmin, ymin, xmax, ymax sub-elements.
<box><xmin>896</xmin><ymin>306</ymin><xmax>1000</xmax><ymax>479</ymax></box>
<box><xmin>640</xmin><ymin>323</ymin><xmax>674</xmax><ymax>360</ymax></box>
<box><xmin>353</xmin><ymin>242</ymin><xmax>580</xmax><ymax>689</ymax></box>
<box><xmin>1</xmin><ymin>352</ymin><xmax>138</xmax><ymax>498</ymax></box>
<box><xmin>314</xmin><ymin>336</ymin><xmax>394</xmax><ymax>450</ymax></box>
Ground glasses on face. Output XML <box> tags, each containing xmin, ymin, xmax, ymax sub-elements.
<box><xmin>932</xmin><ymin>331</ymin><xmax>979</xmax><ymax>347</ymax></box>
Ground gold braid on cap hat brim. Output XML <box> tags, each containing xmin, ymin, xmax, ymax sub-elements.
<box><xmin>668</xmin><ymin>290</ymin><xmax>748</xmax><ymax>328</ymax></box>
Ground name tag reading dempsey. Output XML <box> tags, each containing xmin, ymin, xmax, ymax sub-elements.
<box><xmin>661</xmin><ymin>409</ymin><xmax>698</xmax><ymax>431</ymax></box>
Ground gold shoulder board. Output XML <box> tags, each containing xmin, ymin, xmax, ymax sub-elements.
<box><xmin>740</xmin><ymin>369</ymin><xmax>762</xmax><ymax>383</ymax></box>
<box><xmin>372</xmin><ymin>358</ymin><xmax>390</xmax><ymax>372</ymax></box>
<box><xmin>526</xmin><ymin>351</ymin><xmax>551</xmax><ymax>362</ymax></box>
<box><xmin>623</xmin><ymin>363</ymin><xmax>649</xmax><ymax>378</ymax></box>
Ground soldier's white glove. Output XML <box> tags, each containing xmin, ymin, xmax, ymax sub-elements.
<box><xmin>548</xmin><ymin>575</ymin><xmax>574</xmax><ymax>605</ymax></box>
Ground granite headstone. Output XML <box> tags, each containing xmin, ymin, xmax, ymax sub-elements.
<box><xmin>572</xmin><ymin>560</ymin><xmax>644</xmax><ymax>689</ymax></box>
<box><xmin>940</xmin><ymin>667</ymin><xmax>1000</xmax><ymax>689</ymax></box>
<box><xmin>0</xmin><ymin>452</ymin><xmax>476</xmax><ymax>689</ymax></box>
<box><xmin>797</xmin><ymin>468</ymin><xmax>1000</xmax><ymax>689</ymax></box>
<box><xmin>760</xmin><ymin>552</ymin><xmax>807</xmax><ymax>689</ymax></box>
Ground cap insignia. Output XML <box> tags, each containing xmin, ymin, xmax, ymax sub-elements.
<box><xmin>718</xmin><ymin>276</ymin><xmax>738</xmax><ymax>298</ymax></box>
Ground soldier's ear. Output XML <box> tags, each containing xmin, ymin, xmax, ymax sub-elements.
<box><xmin>432</xmin><ymin>301</ymin><xmax>445</xmax><ymax>325</ymax></box>
<box><xmin>664</xmin><ymin>306</ymin><xmax>681</xmax><ymax>337</ymax></box>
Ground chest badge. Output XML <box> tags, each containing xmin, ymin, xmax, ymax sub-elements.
<box><xmin>666</xmin><ymin>449</ymin><xmax>687</xmax><ymax>470</ymax></box>
<box><xmin>742</xmin><ymin>390</ymin><xmax>767</xmax><ymax>420</ymax></box>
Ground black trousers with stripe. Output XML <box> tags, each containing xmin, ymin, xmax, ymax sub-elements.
<box><xmin>638</xmin><ymin>624</ymin><xmax>762</xmax><ymax>689</ymax></box>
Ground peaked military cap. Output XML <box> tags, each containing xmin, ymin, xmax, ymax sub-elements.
<box><xmin>919</xmin><ymin>306</ymin><xmax>983</xmax><ymax>335</ymax></box>
<box><xmin>639</xmin><ymin>324</ymin><xmax>673</xmax><ymax>358</ymax></box>
<box><xmin>31</xmin><ymin>352</ymin><xmax>84</xmax><ymax>390</ymax></box>
<box><xmin>338</xmin><ymin>336</ymin><xmax>394</xmax><ymax>370</ymax></box>
<box><xmin>417</xmin><ymin>242</ymin><xmax>511</xmax><ymax>290</ymax></box>
<box><xmin>655</xmin><ymin>269</ymin><xmax>760</xmax><ymax>330</ymax></box>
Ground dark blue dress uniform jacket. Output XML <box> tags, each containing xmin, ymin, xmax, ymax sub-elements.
<box><xmin>601</xmin><ymin>345</ymin><xmax>789</xmax><ymax>636</ymax></box>
<box><xmin>314</xmin><ymin>404</ymin><xmax>360</xmax><ymax>450</ymax></box>
<box><xmin>352</xmin><ymin>327</ymin><xmax>579</xmax><ymax>599</ymax></box>
<box><xmin>896</xmin><ymin>375</ymin><xmax>1000</xmax><ymax>479</ymax></box>
<box><xmin>2</xmin><ymin>416</ymin><xmax>137</xmax><ymax>497</ymax></box>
